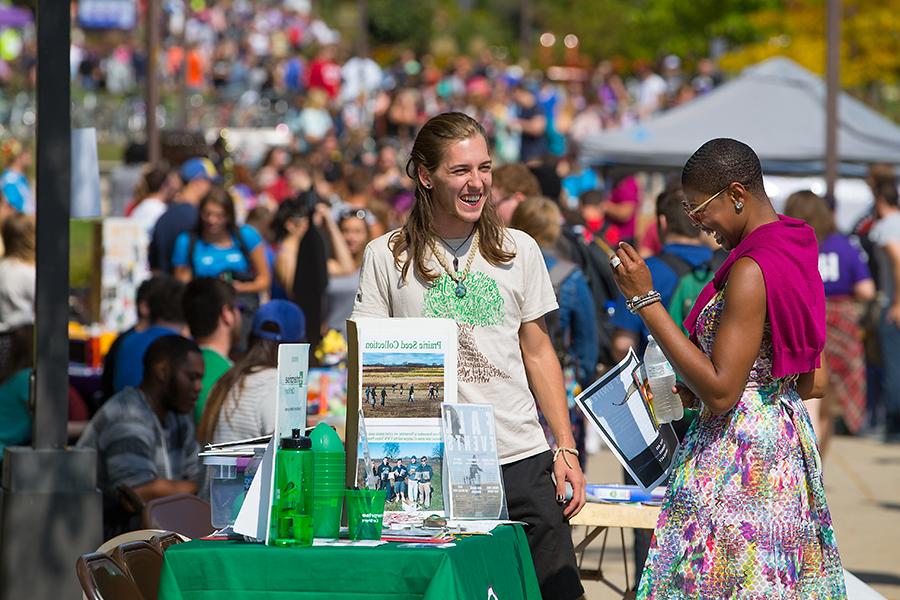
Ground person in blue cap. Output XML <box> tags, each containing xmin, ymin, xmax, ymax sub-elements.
<box><xmin>197</xmin><ymin>299</ymin><xmax>306</xmax><ymax>444</ymax></box>
<box><xmin>150</xmin><ymin>157</ymin><xmax>221</xmax><ymax>274</ymax></box>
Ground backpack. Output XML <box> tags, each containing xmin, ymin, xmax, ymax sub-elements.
<box><xmin>545</xmin><ymin>257</ymin><xmax>580</xmax><ymax>403</ymax></box>
<box><xmin>546</xmin><ymin>257</ymin><xmax>579</xmax><ymax>358</ymax></box>
<box><xmin>558</xmin><ymin>227</ymin><xmax>619</xmax><ymax>368</ymax></box>
<box><xmin>658</xmin><ymin>251</ymin><xmax>727</xmax><ymax>334</ymax></box>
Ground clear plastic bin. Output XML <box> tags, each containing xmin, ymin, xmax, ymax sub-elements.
<box><xmin>204</xmin><ymin>455</ymin><xmax>255</xmax><ymax>529</ymax></box>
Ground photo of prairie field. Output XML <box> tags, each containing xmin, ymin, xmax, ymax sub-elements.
<box><xmin>361</xmin><ymin>352</ymin><xmax>445</xmax><ymax>418</ymax></box>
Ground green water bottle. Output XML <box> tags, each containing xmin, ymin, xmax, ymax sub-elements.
<box><xmin>272</xmin><ymin>429</ymin><xmax>314</xmax><ymax>547</ymax></box>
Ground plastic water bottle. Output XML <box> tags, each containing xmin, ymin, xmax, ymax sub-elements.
<box><xmin>643</xmin><ymin>335</ymin><xmax>683</xmax><ymax>423</ymax></box>
<box><xmin>273</xmin><ymin>429</ymin><xmax>314</xmax><ymax>546</ymax></box>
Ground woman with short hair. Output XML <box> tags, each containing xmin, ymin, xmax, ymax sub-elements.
<box><xmin>610</xmin><ymin>138</ymin><xmax>846</xmax><ymax>597</ymax></box>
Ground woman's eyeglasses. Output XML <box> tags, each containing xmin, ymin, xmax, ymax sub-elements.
<box><xmin>681</xmin><ymin>183</ymin><xmax>732</xmax><ymax>227</ymax></box>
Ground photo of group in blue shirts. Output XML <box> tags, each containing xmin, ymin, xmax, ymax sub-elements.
<box><xmin>370</xmin><ymin>442</ymin><xmax>443</xmax><ymax>512</ymax></box>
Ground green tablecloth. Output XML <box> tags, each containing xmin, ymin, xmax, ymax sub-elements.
<box><xmin>158</xmin><ymin>524</ymin><xmax>541</xmax><ymax>600</ymax></box>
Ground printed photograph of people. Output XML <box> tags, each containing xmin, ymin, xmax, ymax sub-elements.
<box><xmin>363</xmin><ymin>441</ymin><xmax>443</xmax><ymax>513</ymax></box>
<box><xmin>361</xmin><ymin>352</ymin><xmax>445</xmax><ymax>418</ymax></box>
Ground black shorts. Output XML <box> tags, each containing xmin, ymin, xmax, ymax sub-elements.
<box><xmin>502</xmin><ymin>450</ymin><xmax>583</xmax><ymax>600</ymax></box>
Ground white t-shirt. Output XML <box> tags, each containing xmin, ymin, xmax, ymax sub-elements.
<box><xmin>130</xmin><ymin>196</ymin><xmax>168</xmax><ymax>236</ymax></box>
<box><xmin>638</xmin><ymin>73</ymin><xmax>667</xmax><ymax>113</ymax></box>
<box><xmin>351</xmin><ymin>228</ymin><xmax>558</xmax><ymax>464</ymax></box>
<box><xmin>212</xmin><ymin>368</ymin><xmax>277</xmax><ymax>444</ymax></box>
<box><xmin>0</xmin><ymin>258</ymin><xmax>35</xmax><ymax>332</ymax></box>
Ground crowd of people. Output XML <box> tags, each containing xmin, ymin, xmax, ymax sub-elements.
<box><xmin>0</xmin><ymin>5</ymin><xmax>898</xmax><ymax>598</ymax></box>
<box><xmin>59</xmin><ymin>2</ymin><xmax>724</xmax><ymax>142</ymax></box>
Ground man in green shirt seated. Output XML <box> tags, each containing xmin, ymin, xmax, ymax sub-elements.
<box><xmin>182</xmin><ymin>277</ymin><xmax>240</xmax><ymax>424</ymax></box>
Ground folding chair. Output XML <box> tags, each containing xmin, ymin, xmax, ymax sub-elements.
<box><xmin>111</xmin><ymin>541</ymin><xmax>163</xmax><ymax>600</ymax></box>
<box><xmin>142</xmin><ymin>493</ymin><xmax>215</xmax><ymax>540</ymax></box>
<box><xmin>149</xmin><ymin>531</ymin><xmax>187</xmax><ymax>552</ymax></box>
<box><xmin>97</xmin><ymin>529</ymin><xmax>169</xmax><ymax>555</ymax></box>
<box><xmin>75</xmin><ymin>552</ymin><xmax>143</xmax><ymax>600</ymax></box>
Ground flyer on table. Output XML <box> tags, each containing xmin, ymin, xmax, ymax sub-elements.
<box><xmin>346</xmin><ymin>318</ymin><xmax>458</xmax><ymax>516</ymax></box>
<box><xmin>575</xmin><ymin>348</ymin><xmax>678</xmax><ymax>491</ymax></box>
<box><xmin>441</xmin><ymin>403</ymin><xmax>507</xmax><ymax>520</ymax></box>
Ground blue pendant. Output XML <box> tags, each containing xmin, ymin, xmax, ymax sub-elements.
<box><xmin>455</xmin><ymin>281</ymin><xmax>467</xmax><ymax>298</ymax></box>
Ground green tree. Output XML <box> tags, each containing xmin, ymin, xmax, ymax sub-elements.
<box><xmin>382</xmin><ymin>442</ymin><xmax>400</xmax><ymax>459</ymax></box>
<box><xmin>368</xmin><ymin>0</ymin><xmax>437</xmax><ymax>52</ymax></box>
<box><xmin>721</xmin><ymin>0</ymin><xmax>900</xmax><ymax>88</ymax></box>
<box><xmin>535</xmin><ymin>0</ymin><xmax>778</xmax><ymax>61</ymax></box>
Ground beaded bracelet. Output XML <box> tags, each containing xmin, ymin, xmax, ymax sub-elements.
<box><xmin>626</xmin><ymin>290</ymin><xmax>661</xmax><ymax>314</ymax></box>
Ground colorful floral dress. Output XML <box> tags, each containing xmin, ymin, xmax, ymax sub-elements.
<box><xmin>637</xmin><ymin>291</ymin><xmax>846</xmax><ymax>599</ymax></box>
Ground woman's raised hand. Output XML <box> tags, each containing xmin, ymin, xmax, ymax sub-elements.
<box><xmin>610</xmin><ymin>242</ymin><xmax>655</xmax><ymax>299</ymax></box>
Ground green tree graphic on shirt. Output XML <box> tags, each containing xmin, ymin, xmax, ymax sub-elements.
<box><xmin>423</xmin><ymin>272</ymin><xmax>504</xmax><ymax>326</ymax></box>
<box><xmin>423</xmin><ymin>272</ymin><xmax>509</xmax><ymax>383</ymax></box>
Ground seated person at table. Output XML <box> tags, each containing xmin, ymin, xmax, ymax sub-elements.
<box><xmin>111</xmin><ymin>275</ymin><xmax>187</xmax><ymax>393</ymax></box>
<box><xmin>101</xmin><ymin>276</ymin><xmax>167</xmax><ymax>402</ymax></box>
<box><xmin>197</xmin><ymin>300</ymin><xmax>305</xmax><ymax>444</ymax></box>
<box><xmin>182</xmin><ymin>277</ymin><xmax>240</xmax><ymax>425</ymax></box>
<box><xmin>1</xmin><ymin>323</ymin><xmax>89</xmax><ymax>448</ymax></box>
<box><xmin>78</xmin><ymin>334</ymin><xmax>204</xmax><ymax>536</ymax></box>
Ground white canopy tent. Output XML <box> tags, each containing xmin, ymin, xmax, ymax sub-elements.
<box><xmin>581</xmin><ymin>57</ymin><xmax>900</xmax><ymax>175</ymax></box>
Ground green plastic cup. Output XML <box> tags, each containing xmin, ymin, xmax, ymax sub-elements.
<box><xmin>312</xmin><ymin>491</ymin><xmax>344</xmax><ymax>539</ymax></box>
<box><xmin>346</xmin><ymin>489</ymin><xmax>386</xmax><ymax>541</ymax></box>
<box><xmin>273</xmin><ymin>513</ymin><xmax>313</xmax><ymax>547</ymax></box>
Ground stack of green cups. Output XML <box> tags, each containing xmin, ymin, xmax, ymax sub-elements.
<box><xmin>310</xmin><ymin>422</ymin><xmax>346</xmax><ymax>538</ymax></box>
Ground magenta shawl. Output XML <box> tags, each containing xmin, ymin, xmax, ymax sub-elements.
<box><xmin>684</xmin><ymin>215</ymin><xmax>825</xmax><ymax>379</ymax></box>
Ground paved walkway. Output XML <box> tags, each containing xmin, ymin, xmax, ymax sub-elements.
<box><xmin>575</xmin><ymin>435</ymin><xmax>900</xmax><ymax>599</ymax></box>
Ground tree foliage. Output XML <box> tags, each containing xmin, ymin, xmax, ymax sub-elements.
<box><xmin>533</xmin><ymin>0</ymin><xmax>779</xmax><ymax>60</ymax></box>
<box><xmin>720</xmin><ymin>0</ymin><xmax>900</xmax><ymax>88</ymax></box>
<box><xmin>382</xmin><ymin>442</ymin><xmax>400</xmax><ymax>459</ymax></box>
<box><xmin>367</xmin><ymin>0</ymin><xmax>437</xmax><ymax>51</ymax></box>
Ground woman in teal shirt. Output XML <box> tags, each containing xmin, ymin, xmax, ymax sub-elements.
<box><xmin>0</xmin><ymin>325</ymin><xmax>33</xmax><ymax>460</ymax></box>
<box><xmin>171</xmin><ymin>187</ymin><xmax>270</xmax><ymax>296</ymax></box>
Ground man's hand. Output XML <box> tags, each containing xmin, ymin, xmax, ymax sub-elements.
<box><xmin>888</xmin><ymin>303</ymin><xmax>900</xmax><ymax>326</ymax></box>
<box><xmin>553</xmin><ymin>451</ymin><xmax>586</xmax><ymax>519</ymax></box>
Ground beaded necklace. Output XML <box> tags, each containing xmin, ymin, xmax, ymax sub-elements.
<box><xmin>428</xmin><ymin>229</ymin><xmax>480</xmax><ymax>298</ymax></box>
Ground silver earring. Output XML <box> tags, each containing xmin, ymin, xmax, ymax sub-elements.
<box><xmin>424</xmin><ymin>183</ymin><xmax>431</xmax><ymax>189</ymax></box>
<box><xmin>735</xmin><ymin>201</ymin><xmax>744</xmax><ymax>212</ymax></box>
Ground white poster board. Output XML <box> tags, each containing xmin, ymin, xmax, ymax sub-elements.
<box><xmin>71</xmin><ymin>128</ymin><xmax>101</xmax><ymax>218</ymax></box>
<box><xmin>233</xmin><ymin>344</ymin><xmax>309</xmax><ymax>542</ymax></box>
